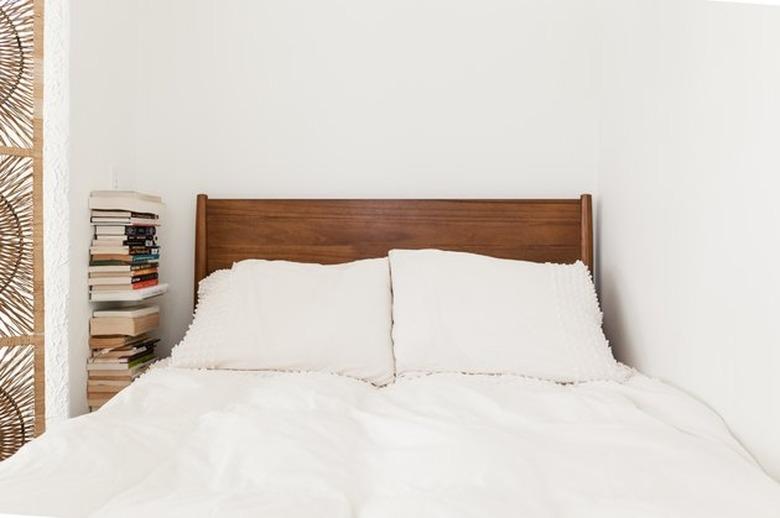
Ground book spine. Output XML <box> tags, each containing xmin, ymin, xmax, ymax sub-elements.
<box><xmin>127</xmin><ymin>226</ymin><xmax>156</xmax><ymax>237</ymax></box>
<box><xmin>95</xmin><ymin>226</ymin><xmax>157</xmax><ymax>237</ymax></box>
<box><xmin>131</xmin><ymin>273</ymin><xmax>159</xmax><ymax>283</ymax></box>
<box><xmin>126</xmin><ymin>353</ymin><xmax>156</xmax><ymax>368</ymax></box>
<box><xmin>89</xmin><ymin>254</ymin><xmax>160</xmax><ymax>264</ymax></box>
<box><xmin>128</xmin><ymin>246</ymin><xmax>160</xmax><ymax>255</ymax></box>
<box><xmin>92</xmin><ymin>237</ymin><xmax>158</xmax><ymax>247</ymax></box>
<box><xmin>131</xmin><ymin>279</ymin><xmax>159</xmax><ymax>290</ymax></box>
<box><xmin>130</xmin><ymin>254</ymin><xmax>160</xmax><ymax>263</ymax></box>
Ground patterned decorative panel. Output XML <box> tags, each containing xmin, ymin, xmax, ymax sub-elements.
<box><xmin>0</xmin><ymin>0</ymin><xmax>42</xmax><ymax>459</ymax></box>
<box><xmin>0</xmin><ymin>0</ymin><xmax>34</xmax><ymax>149</ymax></box>
<box><xmin>0</xmin><ymin>343</ymin><xmax>34</xmax><ymax>460</ymax></box>
<box><xmin>0</xmin><ymin>155</ymin><xmax>33</xmax><ymax>336</ymax></box>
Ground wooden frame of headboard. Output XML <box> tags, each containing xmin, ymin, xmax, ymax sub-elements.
<box><xmin>194</xmin><ymin>194</ymin><xmax>593</xmax><ymax>305</ymax></box>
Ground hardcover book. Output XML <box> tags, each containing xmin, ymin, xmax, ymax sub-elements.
<box><xmin>89</xmin><ymin>267</ymin><xmax>158</xmax><ymax>279</ymax></box>
<box><xmin>90</xmin><ymin>279</ymin><xmax>159</xmax><ymax>291</ymax></box>
<box><xmin>89</xmin><ymin>312</ymin><xmax>160</xmax><ymax>337</ymax></box>
<box><xmin>89</xmin><ymin>333</ymin><xmax>154</xmax><ymax>349</ymax></box>
<box><xmin>92</xmin><ymin>306</ymin><xmax>159</xmax><ymax>319</ymax></box>
<box><xmin>87</xmin><ymin>273</ymin><xmax>159</xmax><ymax>286</ymax></box>
<box><xmin>89</xmin><ymin>253</ymin><xmax>160</xmax><ymax>264</ymax></box>
<box><xmin>94</xmin><ymin>226</ymin><xmax>157</xmax><ymax>237</ymax></box>
<box><xmin>89</xmin><ymin>282</ymin><xmax>168</xmax><ymax>302</ymax></box>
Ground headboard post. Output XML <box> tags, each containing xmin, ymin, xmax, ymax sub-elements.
<box><xmin>580</xmin><ymin>194</ymin><xmax>593</xmax><ymax>271</ymax></box>
<box><xmin>194</xmin><ymin>194</ymin><xmax>208</xmax><ymax>308</ymax></box>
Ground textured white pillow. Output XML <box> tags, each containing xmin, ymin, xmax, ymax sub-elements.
<box><xmin>170</xmin><ymin>258</ymin><xmax>395</xmax><ymax>386</ymax></box>
<box><xmin>388</xmin><ymin>249</ymin><xmax>624</xmax><ymax>383</ymax></box>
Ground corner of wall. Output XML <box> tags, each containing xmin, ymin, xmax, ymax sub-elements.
<box><xmin>43</xmin><ymin>0</ymin><xmax>72</xmax><ymax>423</ymax></box>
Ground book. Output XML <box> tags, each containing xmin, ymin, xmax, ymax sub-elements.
<box><xmin>89</xmin><ymin>246</ymin><xmax>160</xmax><ymax>256</ymax></box>
<box><xmin>88</xmin><ymin>377</ymin><xmax>134</xmax><ymax>386</ymax></box>
<box><xmin>89</xmin><ymin>254</ymin><xmax>160</xmax><ymax>266</ymax></box>
<box><xmin>90</xmin><ymin>355</ymin><xmax>150</xmax><ymax>366</ymax></box>
<box><xmin>87</xmin><ymin>379</ymin><xmax>133</xmax><ymax>391</ymax></box>
<box><xmin>94</xmin><ymin>225</ymin><xmax>157</xmax><ymax>237</ymax></box>
<box><xmin>87</xmin><ymin>356</ymin><xmax>155</xmax><ymax>372</ymax></box>
<box><xmin>94</xmin><ymin>233</ymin><xmax>158</xmax><ymax>241</ymax></box>
<box><xmin>91</xmin><ymin>210</ymin><xmax>156</xmax><ymax>218</ymax></box>
<box><xmin>87</xmin><ymin>396</ymin><xmax>113</xmax><ymax>408</ymax></box>
<box><xmin>92</xmin><ymin>237</ymin><xmax>158</xmax><ymax>246</ymax></box>
<box><xmin>90</xmin><ymin>253</ymin><xmax>160</xmax><ymax>264</ymax></box>
<box><xmin>89</xmin><ymin>283</ymin><xmax>168</xmax><ymax>302</ymax></box>
<box><xmin>92</xmin><ymin>218</ymin><xmax>159</xmax><ymax>226</ymax></box>
<box><xmin>89</xmin><ymin>312</ymin><xmax>160</xmax><ymax>336</ymax></box>
<box><xmin>92</xmin><ymin>344</ymin><xmax>154</xmax><ymax>359</ymax></box>
<box><xmin>91</xmin><ymin>210</ymin><xmax>159</xmax><ymax>226</ymax></box>
<box><xmin>90</xmin><ymin>279</ymin><xmax>159</xmax><ymax>292</ymax></box>
<box><xmin>88</xmin><ymin>263</ymin><xmax>156</xmax><ymax>274</ymax></box>
<box><xmin>90</xmin><ymin>350</ymin><xmax>156</xmax><ymax>365</ymax></box>
<box><xmin>88</xmin><ymin>370</ymin><xmax>145</xmax><ymax>381</ymax></box>
<box><xmin>87</xmin><ymin>273</ymin><xmax>158</xmax><ymax>286</ymax></box>
<box><xmin>89</xmin><ymin>191</ymin><xmax>164</xmax><ymax>216</ymax></box>
<box><xmin>92</xmin><ymin>306</ymin><xmax>159</xmax><ymax>319</ymax></box>
<box><xmin>89</xmin><ymin>333</ymin><xmax>152</xmax><ymax>349</ymax></box>
<box><xmin>90</xmin><ymin>341</ymin><xmax>158</xmax><ymax>356</ymax></box>
<box><xmin>89</xmin><ymin>267</ymin><xmax>158</xmax><ymax>278</ymax></box>
<box><xmin>89</xmin><ymin>258</ymin><xmax>159</xmax><ymax>267</ymax></box>
<box><xmin>88</xmin><ymin>388</ymin><xmax>131</xmax><ymax>397</ymax></box>
<box><xmin>91</xmin><ymin>336</ymin><xmax>157</xmax><ymax>351</ymax></box>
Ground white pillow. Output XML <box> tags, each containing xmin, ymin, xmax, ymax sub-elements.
<box><xmin>170</xmin><ymin>258</ymin><xmax>395</xmax><ymax>386</ymax></box>
<box><xmin>388</xmin><ymin>249</ymin><xmax>624</xmax><ymax>383</ymax></box>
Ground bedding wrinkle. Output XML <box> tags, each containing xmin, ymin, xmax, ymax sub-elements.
<box><xmin>0</xmin><ymin>369</ymin><xmax>778</xmax><ymax>518</ymax></box>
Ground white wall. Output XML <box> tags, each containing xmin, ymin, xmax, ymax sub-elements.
<box><xmin>598</xmin><ymin>0</ymin><xmax>780</xmax><ymax>479</ymax></box>
<box><xmin>67</xmin><ymin>0</ymin><xmax>140</xmax><ymax>415</ymax></box>
<box><xmin>124</xmin><ymin>0</ymin><xmax>601</xmax><ymax>355</ymax></box>
<box><xmin>43</xmin><ymin>0</ymin><xmax>70</xmax><ymax>422</ymax></box>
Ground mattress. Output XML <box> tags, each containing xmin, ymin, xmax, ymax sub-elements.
<box><xmin>0</xmin><ymin>367</ymin><xmax>778</xmax><ymax>517</ymax></box>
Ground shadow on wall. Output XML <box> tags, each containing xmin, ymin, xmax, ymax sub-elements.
<box><xmin>595</xmin><ymin>199</ymin><xmax>631</xmax><ymax>368</ymax></box>
<box><xmin>598</xmin><ymin>268</ymin><xmax>632</xmax><ymax>367</ymax></box>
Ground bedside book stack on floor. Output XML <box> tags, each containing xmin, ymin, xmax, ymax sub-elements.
<box><xmin>87</xmin><ymin>191</ymin><xmax>167</xmax><ymax>410</ymax></box>
<box><xmin>87</xmin><ymin>307</ymin><xmax>160</xmax><ymax>408</ymax></box>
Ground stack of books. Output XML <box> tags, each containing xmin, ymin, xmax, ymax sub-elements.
<box><xmin>87</xmin><ymin>307</ymin><xmax>160</xmax><ymax>408</ymax></box>
<box><xmin>89</xmin><ymin>191</ymin><xmax>167</xmax><ymax>301</ymax></box>
<box><xmin>87</xmin><ymin>191</ymin><xmax>167</xmax><ymax>411</ymax></box>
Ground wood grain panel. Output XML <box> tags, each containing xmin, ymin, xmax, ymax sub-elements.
<box><xmin>195</xmin><ymin>195</ymin><xmax>593</xmax><ymax>300</ymax></box>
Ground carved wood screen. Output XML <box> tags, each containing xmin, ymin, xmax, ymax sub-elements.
<box><xmin>0</xmin><ymin>0</ymin><xmax>44</xmax><ymax>460</ymax></box>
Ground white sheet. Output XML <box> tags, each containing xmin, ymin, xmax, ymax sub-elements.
<box><xmin>0</xmin><ymin>368</ymin><xmax>778</xmax><ymax>517</ymax></box>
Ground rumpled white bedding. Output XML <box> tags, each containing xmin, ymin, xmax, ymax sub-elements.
<box><xmin>0</xmin><ymin>368</ymin><xmax>778</xmax><ymax>518</ymax></box>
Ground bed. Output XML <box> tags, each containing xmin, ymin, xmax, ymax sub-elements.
<box><xmin>0</xmin><ymin>195</ymin><xmax>778</xmax><ymax>518</ymax></box>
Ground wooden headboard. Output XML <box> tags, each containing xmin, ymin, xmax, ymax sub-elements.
<box><xmin>194</xmin><ymin>194</ymin><xmax>593</xmax><ymax>302</ymax></box>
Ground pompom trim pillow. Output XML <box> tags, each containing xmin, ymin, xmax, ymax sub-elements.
<box><xmin>170</xmin><ymin>258</ymin><xmax>395</xmax><ymax>386</ymax></box>
<box><xmin>388</xmin><ymin>249</ymin><xmax>625</xmax><ymax>383</ymax></box>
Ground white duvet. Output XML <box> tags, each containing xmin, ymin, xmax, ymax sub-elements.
<box><xmin>0</xmin><ymin>367</ymin><xmax>778</xmax><ymax>518</ymax></box>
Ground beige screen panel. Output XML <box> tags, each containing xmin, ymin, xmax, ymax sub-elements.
<box><xmin>0</xmin><ymin>343</ymin><xmax>34</xmax><ymax>459</ymax></box>
<box><xmin>0</xmin><ymin>154</ymin><xmax>34</xmax><ymax>337</ymax></box>
<box><xmin>0</xmin><ymin>0</ymin><xmax>43</xmax><ymax>459</ymax></box>
<box><xmin>0</xmin><ymin>0</ymin><xmax>35</xmax><ymax>149</ymax></box>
